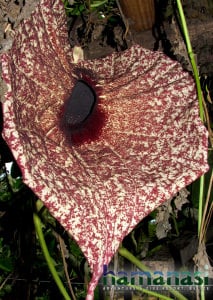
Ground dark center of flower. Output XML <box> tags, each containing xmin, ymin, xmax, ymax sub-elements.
<box><xmin>64</xmin><ymin>80</ymin><xmax>96</xmax><ymax>129</ymax></box>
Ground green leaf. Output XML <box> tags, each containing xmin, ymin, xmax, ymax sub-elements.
<box><xmin>0</xmin><ymin>257</ymin><xmax>13</xmax><ymax>272</ymax></box>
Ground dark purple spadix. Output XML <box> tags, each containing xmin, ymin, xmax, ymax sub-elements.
<box><xmin>64</xmin><ymin>80</ymin><xmax>96</xmax><ymax>129</ymax></box>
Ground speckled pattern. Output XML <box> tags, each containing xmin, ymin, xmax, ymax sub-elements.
<box><xmin>0</xmin><ymin>0</ymin><xmax>209</xmax><ymax>299</ymax></box>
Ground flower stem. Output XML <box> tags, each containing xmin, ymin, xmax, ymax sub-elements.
<box><xmin>33</xmin><ymin>206</ymin><xmax>71</xmax><ymax>300</ymax></box>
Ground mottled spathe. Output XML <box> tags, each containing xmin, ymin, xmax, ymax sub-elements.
<box><xmin>1</xmin><ymin>0</ymin><xmax>209</xmax><ymax>299</ymax></box>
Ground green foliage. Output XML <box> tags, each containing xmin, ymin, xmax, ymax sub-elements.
<box><xmin>0</xmin><ymin>162</ymin><xmax>24</xmax><ymax>203</ymax></box>
<box><xmin>63</xmin><ymin>0</ymin><xmax>87</xmax><ymax>16</ymax></box>
<box><xmin>62</xmin><ymin>0</ymin><xmax>116</xmax><ymax>17</ymax></box>
<box><xmin>0</xmin><ymin>172</ymin><xmax>12</xmax><ymax>202</ymax></box>
<box><xmin>0</xmin><ymin>275</ymin><xmax>12</xmax><ymax>298</ymax></box>
<box><xmin>0</xmin><ymin>238</ymin><xmax>14</xmax><ymax>272</ymax></box>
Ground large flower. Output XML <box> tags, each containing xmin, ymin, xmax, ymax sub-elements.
<box><xmin>1</xmin><ymin>0</ymin><xmax>209</xmax><ymax>299</ymax></box>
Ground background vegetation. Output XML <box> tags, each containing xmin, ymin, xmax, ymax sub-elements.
<box><xmin>0</xmin><ymin>0</ymin><xmax>212</xmax><ymax>299</ymax></box>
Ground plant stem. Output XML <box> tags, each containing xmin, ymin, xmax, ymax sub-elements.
<box><xmin>107</xmin><ymin>272</ymin><xmax>174</xmax><ymax>300</ymax></box>
<box><xmin>198</xmin><ymin>175</ymin><xmax>205</xmax><ymax>235</ymax></box>
<box><xmin>58</xmin><ymin>235</ymin><xmax>77</xmax><ymax>300</ymax></box>
<box><xmin>201</xmin><ymin>285</ymin><xmax>205</xmax><ymax>300</ymax></box>
<box><xmin>118</xmin><ymin>247</ymin><xmax>188</xmax><ymax>300</ymax></box>
<box><xmin>118</xmin><ymin>247</ymin><xmax>150</xmax><ymax>272</ymax></box>
<box><xmin>33</xmin><ymin>208</ymin><xmax>71</xmax><ymax>300</ymax></box>
<box><xmin>173</xmin><ymin>5</ymin><xmax>208</xmax><ymax>300</ymax></box>
<box><xmin>175</xmin><ymin>0</ymin><xmax>204</xmax><ymax>121</ymax></box>
<box><xmin>176</xmin><ymin>0</ymin><xmax>207</xmax><ymax>271</ymax></box>
<box><xmin>199</xmin><ymin>170</ymin><xmax>213</xmax><ymax>243</ymax></box>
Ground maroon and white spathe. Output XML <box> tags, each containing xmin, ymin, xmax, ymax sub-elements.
<box><xmin>1</xmin><ymin>0</ymin><xmax>209</xmax><ymax>299</ymax></box>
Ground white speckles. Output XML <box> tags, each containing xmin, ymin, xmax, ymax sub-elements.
<box><xmin>0</xmin><ymin>1</ymin><xmax>209</xmax><ymax>299</ymax></box>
